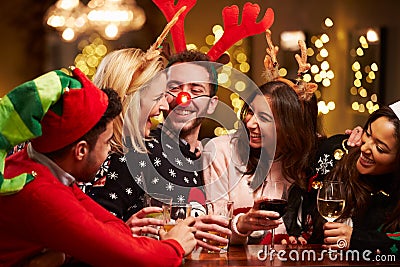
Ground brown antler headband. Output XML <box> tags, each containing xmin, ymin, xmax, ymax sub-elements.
<box><xmin>263</xmin><ymin>29</ymin><xmax>317</xmax><ymax>101</ymax></box>
<box><xmin>145</xmin><ymin>6</ymin><xmax>187</xmax><ymax>61</ymax></box>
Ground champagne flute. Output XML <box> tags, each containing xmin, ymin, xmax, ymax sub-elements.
<box><xmin>259</xmin><ymin>181</ymin><xmax>288</xmax><ymax>249</ymax></box>
<box><xmin>317</xmin><ymin>181</ymin><xmax>345</xmax><ymax>223</ymax></box>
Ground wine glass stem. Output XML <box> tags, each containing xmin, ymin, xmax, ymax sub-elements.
<box><xmin>271</xmin><ymin>229</ymin><xmax>275</xmax><ymax>249</ymax></box>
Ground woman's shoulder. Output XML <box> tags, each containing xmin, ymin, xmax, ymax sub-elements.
<box><xmin>316</xmin><ymin>134</ymin><xmax>349</xmax><ymax>164</ymax></box>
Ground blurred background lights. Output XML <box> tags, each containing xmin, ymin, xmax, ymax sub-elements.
<box><xmin>321</xmin><ymin>34</ymin><xmax>330</xmax><ymax>43</ymax></box>
<box><xmin>74</xmin><ymin>34</ymin><xmax>108</xmax><ymax>78</ymax></box>
<box><xmin>371</xmin><ymin>63</ymin><xmax>378</xmax><ymax>71</ymax></box>
<box><xmin>235</xmin><ymin>81</ymin><xmax>246</xmax><ymax>92</ymax></box>
<box><xmin>320</xmin><ymin>48</ymin><xmax>329</xmax><ymax>58</ymax></box>
<box><xmin>311</xmin><ymin>65</ymin><xmax>319</xmax><ymax>74</ymax></box>
<box><xmin>278</xmin><ymin>68</ymin><xmax>287</xmax><ymax>77</ymax></box>
<box><xmin>321</xmin><ymin>61</ymin><xmax>329</xmax><ymax>70</ymax></box>
<box><xmin>318</xmin><ymin>100</ymin><xmax>335</xmax><ymax>114</ymax></box>
<box><xmin>45</xmin><ymin>0</ymin><xmax>146</xmax><ymax>41</ymax></box>
<box><xmin>280</xmin><ymin>31</ymin><xmax>306</xmax><ymax>51</ymax></box>
<box><xmin>348</xmin><ymin>29</ymin><xmax>381</xmax><ymax>114</ymax></box>
<box><xmin>352</xmin><ymin>61</ymin><xmax>361</xmax><ymax>71</ymax></box>
<box><xmin>356</xmin><ymin>47</ymin><xmax>364</xmax><ymax>56</ymax></box>
<box><xmin>366</xmin><ymin>29</ymin><xmax>379</xmax><ymax>43</ymax></box>
<box><xmin>218</xmin><ymin>73</ymin><xmax>229</xmax><ymax>84</ymax></box>
<box><xmin>324</xmin><ymin>17</ymin><xmax>334</xmax><ymax>27</ymax></box>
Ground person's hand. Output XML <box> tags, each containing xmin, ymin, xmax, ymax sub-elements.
<box><xmin>236</xmin><ymin>199</ymin><xmax>282</xmax><ymax>235</ymax></box>
<box><xmin>286</xmin><ymin>235</ymin><xmax>308</xmax><ymax>245</ymax></box>
<box><xmin>192</xmin><ymin>214</ymin><xmax>232</xmax><ymax>252</ymax></box>
<box><xmin>25</xmin><ymin>250</ymin><xmax>65</xmax><ymax>267</ymax></box>
<box><xmin>346</xmin><ymin>126</ymin><xmax>363</xmax><ymax>147</ymax></box>
<box><xmin>322</xmin><ymin>222</ymin><xmax>352</xmax><ymax>250</ymax></box>
<box><xmin>125</xmin><ymin>207</ymin><xmax>164</xmax><ymax>236</ymax></box>
<box><xmin>160</xmin><ymin>217</ymin><xmax>197</xmax><ymax>256</ymax></box>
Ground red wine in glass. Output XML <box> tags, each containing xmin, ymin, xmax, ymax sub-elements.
<box><xmin>259</xmin><ymin>199</ymin><xmax>288</xmax><ymax>218</ymax></box>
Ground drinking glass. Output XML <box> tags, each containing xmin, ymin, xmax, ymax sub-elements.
<box><xmin>260</xmin><ymin>181</ymin><xmax>288</xmax><ymax>249</ymax></box>
<box><xmin>317</xmin><ymin>181</ymin><xmax>345</xmax><ymax>223</ymax></box>
<box><xmin>143</xmin><ymin>193</ymin><xmax>172</xmax><ymax>238</ymax></box>
<box><xmin>205</xmin><ymin>200</ymin><xmax>234</xmax><ymax>253</ymax></box>
<box><xmin>163</xmin><ymin>203</ymin><xmax>192</xmax><ymax>232</ymax></box>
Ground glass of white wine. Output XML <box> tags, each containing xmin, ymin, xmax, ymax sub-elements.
<box><xmin>317</xmin><ymin>181</ymin><xmax>345</xmax><ymax>223</ymax></box>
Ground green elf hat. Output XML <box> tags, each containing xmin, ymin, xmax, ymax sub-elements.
<box><xmin>0</xmin><ymin>67</ymin><xmax>108</xmax><ymax>195</ymax></box>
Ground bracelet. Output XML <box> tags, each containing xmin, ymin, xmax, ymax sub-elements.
<box><xmin>231</xmin><ymin>213</ymin><xmax>251</xmax><ymax>237</ymax></box>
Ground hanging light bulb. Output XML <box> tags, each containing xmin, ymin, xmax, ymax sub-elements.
<box><xmin>87</xmin><ymin>0</ymin><xmax>146</xmax><ymax>40</ymax></box>
<box><xmin>45</xmin><ymin>0</ymin><xmax>146</xmax><ymax>41</ymax></box>
<box><xmin>44</xmin><ymin>0</ymin><xmax>88</xmax><ymax>41</ymax></box>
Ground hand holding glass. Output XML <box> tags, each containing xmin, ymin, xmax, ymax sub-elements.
<box><xmin>163</xmin><ymin>203</ymin><xmax>192</xmax><ymax>232</ymax></box>
<box><xmin>205</xmin><ymin>200</ymin><xmax>234</xmax><ymax>253</ymax></box>
<box><xmin>260</xmin><ymin>181</ymin><xmax>288</xmax><ymax>249</ymax></box>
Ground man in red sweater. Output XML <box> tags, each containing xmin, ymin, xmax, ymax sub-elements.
<box><xmin>0</xmin><ymin>68</ymin><xmax>196</xmax><ymax>266</ymax></box>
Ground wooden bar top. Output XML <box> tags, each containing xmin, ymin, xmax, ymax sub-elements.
<box><xmin>184</xmin><ymin>244</ymin><xmax>399</xmax><ymax>266</ymax></box>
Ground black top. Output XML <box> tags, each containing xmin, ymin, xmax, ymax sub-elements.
<box><xmin>299</xmin><ymin>134</ymin><xmax>400</xmax><ymax>255</ymax></box>
<box><xmin>85</xmin><ymin>126</ymin><xmax>207</xmax><ymax>221</ymax></box>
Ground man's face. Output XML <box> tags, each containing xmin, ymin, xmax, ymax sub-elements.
<box><xmin>165</xmin><ymin>63</ymin><xmax>218</xmax><ymax>135</ymax></box>
<box><xmin>77</xmin><ymin>121</ymin><xmax>113</xmax><ymax>183</ymax></box>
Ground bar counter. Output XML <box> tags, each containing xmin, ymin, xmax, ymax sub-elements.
<box><xmin>184</xmin><ymin>244</ymin><xmax>399</xmax><ymax>266</ymax></box>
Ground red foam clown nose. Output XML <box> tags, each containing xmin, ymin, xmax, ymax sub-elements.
<box><xmin>176</xmin><ymin>92</ymin><xmax>191</xmax><ymax>106</ymax></box>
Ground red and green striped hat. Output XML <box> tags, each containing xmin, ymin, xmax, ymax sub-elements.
<box><xmin>0</xmin><ymin>67</ymin><xmax>108</xmax><ymax>195</ymax></box>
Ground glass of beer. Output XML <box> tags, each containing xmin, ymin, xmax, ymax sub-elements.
<box><xmin>163</xmin><ymin>203</ymin><xmax>192</xmax><ymax>232</ymax></box>
<box><xmin>143</xmin><ymin>193</ymin><xmax>172</xmax><ymax>238</ymax></box>
<box><xmin>205</xmin><ymin>200</ymin><xmax>234</xmax><ymax>253</ymax></box>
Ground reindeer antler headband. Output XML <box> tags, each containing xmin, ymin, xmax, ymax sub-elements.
<box><xmin>263</xmin><ymin>29</ymin><xmax>317</xmax><ymax>101</ymax></box>
<box><xmin>144</xmin><ymin>5</ymin><xmax>187</xmax><ymax>62</ymax></box>
<box><xmin>152</xmin><ymin>0</ymin><xmax>274</xmax><ymax>62</ymax></box>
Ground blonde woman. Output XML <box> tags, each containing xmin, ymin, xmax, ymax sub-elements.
<box><xmin>85</xmin><ymin>48</ymin><xmax>170</xmax><ymax>237</ymax></box>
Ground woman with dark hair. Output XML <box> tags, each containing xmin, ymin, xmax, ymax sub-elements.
<box><xmin>203</xmin><ymin>79</ymin><xmax>318</xmax><ymax>244</ymax></box>
<box><xmin>320</xmin><ymin>103</ymin><xmax>400</xmax><ymax>254</ymax></box>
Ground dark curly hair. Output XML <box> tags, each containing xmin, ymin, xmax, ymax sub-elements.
<box><xmin>166</xmin><ymin>50</ymin><xmax>218</xmax><ymax>96</ymax></box>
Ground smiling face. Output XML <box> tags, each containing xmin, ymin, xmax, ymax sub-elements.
<box><xmin>356</xmin><ymin>116</ymin><xmax>398</xmax><ymax>175</ymax></box>
<box><xmin>165</xmin><ymin>62</ymin><xmax>218</xmax><ymax>135</ymax></box>
<box><xmin>245</xmin><ymin>94</ymin><xmax>275</xmax><ymax>150</ymax></box>
<box><xmin>139</xmin><ymin>73</ymin><xmax>168</xmax><ymax>138</ymax></box>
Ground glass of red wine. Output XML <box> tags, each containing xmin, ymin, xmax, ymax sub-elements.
<box><xmin>259</xmin><ymin>181</ymin><xmax>288</xmax><ymax>249</ymax></box>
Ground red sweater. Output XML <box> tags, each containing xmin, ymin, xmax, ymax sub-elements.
<box><xmin>0</xmin><ymin>149</ymin><xmax>184</xmax><ymax>267</ymax></box>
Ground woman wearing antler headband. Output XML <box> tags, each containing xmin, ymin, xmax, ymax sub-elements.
<box><xmin>82</xmin><ymin>8</ymin><xmax>186</xmax><ymax>237</ymax></box>
<box><xmin>203</xmin><ymin>31</ymin><xmax>320</xmax><ymax>245</ymax></box>
<box><xmin>314</xmin><ymin>102</ymin><xmax>400</xmax><ymax>254</ymax></box>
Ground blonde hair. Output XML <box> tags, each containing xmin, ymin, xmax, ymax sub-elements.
<box><xmin>93</xmin><ymin>48</ymin><xmax>164</xmax><ymax>153</ymax></box>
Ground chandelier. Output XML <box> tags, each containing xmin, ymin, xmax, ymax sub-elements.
<box><xmin>45</xmin><ymin>0</ymin><xmax>146</xmax><ymax>41</ymax></box>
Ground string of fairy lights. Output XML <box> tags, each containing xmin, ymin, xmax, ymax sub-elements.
<box><xmin>349</xmin><ymin>29</ymin><xmax>380</xmax><ymax>114</ymax></box>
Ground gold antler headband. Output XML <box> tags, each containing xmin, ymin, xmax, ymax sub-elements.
<box><xmin>263</xmin><ymin>29</ymin><xmax>317</xmax><ymax>101</ymax></box>
<box><xmin>144</xmin><ymin>6</ymin><xmax>187</xmax><ymax>61</ymax></box>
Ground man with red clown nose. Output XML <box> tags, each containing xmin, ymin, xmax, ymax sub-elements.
<box><xmin>0</xmin><ymin>67</ymin><xmax>196</xmax><ymax>266</ymax></box>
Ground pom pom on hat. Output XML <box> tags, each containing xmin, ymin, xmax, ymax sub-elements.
<box><xmin>0</xmin><ymin>67</ymin><xmax>108</xmax><ymax>195</ymax></box>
